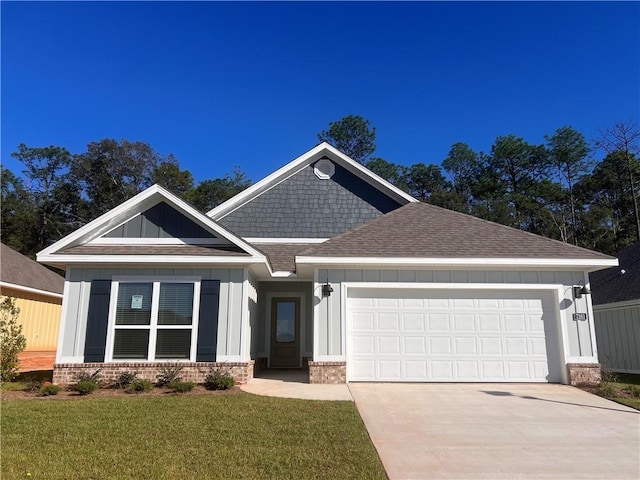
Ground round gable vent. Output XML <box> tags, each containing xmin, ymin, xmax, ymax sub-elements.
<box><xmin>314</xmin><ymin>159</ymin><xmax>335</xmax><ymax>179</ymax></box>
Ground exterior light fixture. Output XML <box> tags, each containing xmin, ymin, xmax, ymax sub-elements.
<box><xmin>322</xmin><ymin>282</ymin><xmax>334</xmax><ymax>297</ymax></box>
<box><xmin>573</xmin><ymin>282</ymin><xmax>591</xmax><ymax>299</ymax></box>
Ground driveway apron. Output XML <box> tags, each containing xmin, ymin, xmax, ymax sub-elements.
<box><xmin>349</xmin><ymin>383</ymin><xmax>639</xmax><ymax>480</ymax></box>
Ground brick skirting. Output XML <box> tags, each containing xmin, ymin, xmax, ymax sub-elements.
<box><xmin>567</xmin><ymin>363</ymin><xmax>601</xmax><ymax>386</ymax></box>
<box><xmin>53</xmin><ymin>361</ymin><xmax>254</xmax><ymax>386</ymax></box>
<box><xmin>308</xmin><ymin>361</ymin><xmax>346</xmax><ymax>384</ymax></box>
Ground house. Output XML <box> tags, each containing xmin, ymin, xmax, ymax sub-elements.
<box><xmin>38</xmin><ymin>143</ymin><xmax>617</xmax><ymax>386</ymax></box>
<box><xmin>1</xmin><ymin>243</ymin><xmax>64</xmax><ymax>369</ymax></box>
<box><xmin>590</xmin><ymin>241</ymin><xmax>640</xmax><ymax>374</ymax></box>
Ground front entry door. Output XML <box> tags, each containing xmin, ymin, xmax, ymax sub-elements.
<box><xmin>270</xmin><ymin>297</ymin><xmax>301</xmax><ymax>368</ymax></box>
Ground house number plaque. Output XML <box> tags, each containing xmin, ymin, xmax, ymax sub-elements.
<box><xmin>572</xmin><ymin>313</ymin><xmax>588</xmax><ymax>321</ymax></box>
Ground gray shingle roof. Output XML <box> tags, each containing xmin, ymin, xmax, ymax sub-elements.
<box><xmin>1</xmin><ymin>243</ymin><xmax>64</xmax><ymax>295</ymax></box>
<box><xmin>301</xmin><ymin>202</ymin><xmax>614</xmax><ymax>260</ymax></box>
<box><xmin>253</xmin><ymin>243</ymin><xmax>317</xmax><ymax>272</ymax></box>
<box><xmin>590</xmin><ymin>241</ymin><xmax>640</xmax><ymax>305</ymax></box>
<box><xmin>61</xmin><ymin>245</ymin><xmax>249</xmax><ymax>257</ymax></box>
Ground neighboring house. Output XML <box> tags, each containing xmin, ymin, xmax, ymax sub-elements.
<box><xmin>590</xmin><ymin>241</ymin><xmax>640</xmax><ymax>374</ymax></box>
<box><xmin>38</xmin><ymin>143</ymin><xmax>617</xmax><ymax>386</ymax></box>
<box><xmin>1</xmin><ymin>243</ymin><xmax>64</xmax><ymax>355</ymax></box>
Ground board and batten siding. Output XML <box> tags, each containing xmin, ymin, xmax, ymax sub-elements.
<box><xmin>58</xmin><ymin>267</ymin><xmax>245</xmax><ymax>363</ymax></box>
<box><xmin>594</xmin><ymin>302</ymin><xmax>640</xmax><ymax>374</ymax></box>
<box><xmin>315</xmin><ymin>269</ymin><xmax>595</xmax><ymax>361</ymax></box>
<box><xmin>1</xmin><ymin>287</ymin><xmax>62</xmax><ymax>351</ymax></box>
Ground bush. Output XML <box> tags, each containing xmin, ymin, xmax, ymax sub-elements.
<box><xmin>156</xmin><ymin>365</ymin><xmax>183</xmax><ymax>387</ymax></box>
<box><xmin>0</xmin><ymin>297</ymin><xmax>27</xmax><ymax>382</ymax></box>
<box><xmin>204</xmin><ymin>370</ymin><xmax>235</xmax><ymax>391</ymax></box>
<box><xmin>75</xmin><ymin>369</ymin><xmax>102</xmax><ymax>384</ymax></box>
<box><xmin>627</xmin><ymin>385</ymin><xmax>640</xmax><ymax>398</ymax></box>
<box><xmin>24</xmin><ymin>375</ymin><xmax>43</xmax><ymax>393</ymax></box>
<box><xmin>114</xmin><ymin>370</ymin><xmax>138</xmax><ymax>389</ymax></box>
<box><xmin>170</xmin><ymin>381</ymin><xmax>196</xmax><ymax>393</ymax></box>
<box><xmin>74</xmin><ymin>380</ymin><xmax>99</xmax><ymax>395</ymax></box>
<box><xmin>127</xmin><ymin>378</ymin><xmax>153</xmax><ymax>394</ymax></box>
<box><xmin>38</xmin><ymin>383</ymin><xmax>61</xmax><ymax>396</ymax></box>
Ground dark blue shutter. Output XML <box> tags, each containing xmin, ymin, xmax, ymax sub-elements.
<box><xmin>84</xmin><ymin>280</ymin><xmax>112</xmax><ymax>362</ymax></box>
<box><xmin>196</xmin><ymin>280</ymin><xmax>220</xmax><ymax>362</ymax></box>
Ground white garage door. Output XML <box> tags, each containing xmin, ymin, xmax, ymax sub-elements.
<box><xmin>347</xmin><ymin>288</ymin><xmax>561</xmax><ymax>382</ymax></box>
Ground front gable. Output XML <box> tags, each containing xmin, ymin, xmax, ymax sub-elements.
<box><xmin>208</xmin><ymin>143</ymin><xmax>418</xmax><ymax>239</ymax></box>
<box><xmin>219</xmin><ymin>159</ymin><xmax>404</xmax><ymax>238</ymax></box>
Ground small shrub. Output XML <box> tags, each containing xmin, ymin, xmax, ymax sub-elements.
<box><xmin>170</xmin><ymin>380</ymin><xmax>196</xmax><ymax>393</ymax></box>
<box><xmin>627</xmin><ymin>385</ymin><xmax>640</xmax><ymax>398</ymax></box>
<box><xmin>38</xmin><ymin>384</ymin><xmax>61</xmax><ymax>396</ymax></box>
<box><xmin>127</xmin><ymin>378</ymin><xmax>153</xmax><ymax>394</ymax></box>
<box><xmin>0</xmin><ymin>297</ymin><xmax>27</xmax><ymax>382</ymax></box>
<box><xmin>204</xmin><ymin>370</ymin><xmax>235</xmax><ymax>390</ymax></box>
<box><xmin>75</xmin><ymin>369</ymin><xmax>102</xmax><ymax>384</ymax></box>
<box><xmin>114</xmin><ymin>370</ymin><xmax>138</xmax><ymax>389</ymax></box>
<box><xmin>24</xmin><ymin>376</ymin><xmax>43</xmax><ymax>393</ymax></box>
<box><xmin>156</xmin><ymin>365</ymin><xmax>183</xmax><ymax>387</ymax></box>
<box><xmin>74</xmin><ymin>379</ymin><xmax>98</xmax><ymax>395</ymax></box>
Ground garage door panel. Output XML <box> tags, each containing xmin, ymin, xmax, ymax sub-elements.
<box><xmin>348</xmin><ymin>289</ymin><xmax>561</xmax><ymax>383</ymax></box>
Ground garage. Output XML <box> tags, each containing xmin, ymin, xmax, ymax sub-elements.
<box><xmin>347</xmin><ymin>288</ymin><xmax>563</xmax><ymax>382</ymax></box>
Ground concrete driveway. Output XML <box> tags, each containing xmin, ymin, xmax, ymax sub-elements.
<box><xmin>349</xmin><ymin>383</ymin><xmax>640</xmax><ymax>480</ymax></box>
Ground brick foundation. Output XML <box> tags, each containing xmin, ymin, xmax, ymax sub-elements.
<box><xmin>308</xmin><ymin>361</ymin><xmax>346</xmax><ymax>384</ymax></box>
<box><xmin>567</xmin><ymin>363</ymin><xmax>601</xmax><ymax>386</ymax></box>
<box><xmin>53</xmin><ymin>361</ymin><xmax>254</xmax><ymax>386</ymax></box>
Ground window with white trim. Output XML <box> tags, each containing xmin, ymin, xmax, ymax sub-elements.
<box><xmin>107</xmin><ymin>278</ymin><xmax>201</xmax><ymax>361</ymax></box>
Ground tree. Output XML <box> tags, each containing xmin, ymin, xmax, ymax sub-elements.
<box><xmin>404</xmin><ymin>163</ymin><xmax>451</xmax><ymax>203</ymax></box>
<box><xmin>186</xmin><ymin>167</ymin><xmax>252</xmax><ymax>212</ymax></box>
<box><xmin>151</xmin><ymin>155</ymin><xmax>194</xmax><ymax>197</ymax></box>
<box><xmin>595</xmin><ymin>120</ymin><xmax>640</xmax><ymax>241</ymax></box>
<box><xmin>318</xmin><ymin>115</ymin><xmax>376</xmax><ymax>163</ymax></box>
<box><xmin>71</xmin><ymin>139</ymin><xmax>161</xmax><ymax>219</ymax></box>
<box><xmin>0</xmin><ymin>297</ymin><xmax>26</xmax><ymax>382</ymax></box>
<box><xmin>365</xmin><ymin>157</ymin><xmax>408</xmax><ymax>190</ymax></box>
<box><xmin>0</xmin><ymin>167</ymin><xmax>37</xmax><ymax>255</ymax></box>
<box><xmin>442</xmin><ymin>143</ymin><xmax>482</xmax><ymax>213</ymax></box>
<box><xmin>488</xmin><ymin>135</ymin><xmax>549</xmax><ymax>230</ymax></box>
<box><xmin>10</xmin><ymin>144</ymin><xmax>82</xmax><ymax>256</ymax></box>
<box><xmin>545</xmin><ymin>126</ymin><xmax>590</xmax><ymax>244</ymax></box>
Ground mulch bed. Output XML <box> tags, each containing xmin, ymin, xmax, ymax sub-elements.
<box><xmin>1</xmin><ymin>384</ymin><xmax>243</xmax><ymax>401</ymax></box>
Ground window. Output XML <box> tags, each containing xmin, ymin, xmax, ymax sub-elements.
<box><xmin>107</xmin><ymin>278</ymin><xmax>200</xmax><ymax>361</ymax></box>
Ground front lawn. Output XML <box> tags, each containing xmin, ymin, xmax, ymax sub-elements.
<box><xmin>592</xmin><ymin>372</ymin><xmax>640</xmax><ymax>411</ymax></box>
<box><xmin>1</xmin><ymin>393</ymin><xmax>387</xmax><ymax>480</ymax></box>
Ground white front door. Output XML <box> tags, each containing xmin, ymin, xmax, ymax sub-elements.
<box><xmin>347</xmin><ymin>288</ymin><xmax>562</xmax><ymax>382</ymax></box>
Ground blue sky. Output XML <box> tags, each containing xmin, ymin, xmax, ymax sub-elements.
<box><xmin>2</xmin><ymin>1</ymin><xmax>639</xmax><ymax>184</ymax></box>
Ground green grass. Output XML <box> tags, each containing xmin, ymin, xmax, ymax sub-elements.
<box><xmin>599</xmin><ymin>372</ymin><xmax>640</xmax><ymax>411</ymax></box>
<box><xmin>1</xmin><ymin>393</ymin><xmax>387</xmax><ymax>480</ymax></box>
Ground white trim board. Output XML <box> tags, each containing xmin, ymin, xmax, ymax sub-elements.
<box><xmin>593</xmin><ymin>299</ymin><xmax>640</xmax><ymax>311</ymax></box>
<box><xmin>296</xmin><ymin>256</ymin><xmax>618</xmax><ymax>269</ymax></box>
<box><xmin>0</xmin><ymin>281</ymin><xmax>64</xmax><ymax>299</ymax></box>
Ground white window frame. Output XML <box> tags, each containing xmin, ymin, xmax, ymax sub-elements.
<box><xmin>104</xmin><ymin>276</ymin><xmax>202</xmax><ymax>362</ymax></box>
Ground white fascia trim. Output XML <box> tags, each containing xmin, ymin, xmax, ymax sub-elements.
<box><xmin>90</xmin><ymin>237</ymin><xmax>230</xmax><ymax>245</ymax></box>
<box><xmin>37</xmin><ymin>254</ymin><xmax>264</xmax><ymax>265</ymax></box>
<box><xmin>271</xmin><ymin>271</ymin><xmax>297</xmax><ymax>278</ymax></box>
<box><xmin>341</xmin><ymin>282</ymin><xmax>565</xmax><ymax>291</ymax></box>
<box><xmin>207</xmin><ymin>142</ymin><xmax>418</xmax><ymax>219</ymax></box>
<box><xmin>246</xmin><ymin>238</ymin><xmax>329</xmax><ymax>244</ymax></box>
<box><xmin>0</xmin><ymin>281</ymin><xmax>64</xmax><ymax>299</ymax></box>
<box><xmin>593</xmin><ymin>299</ymin><xmax>640</xmax><ymax>311</ymax></box>
<box><xmin>296</xmin><ymin>256</ymin><xmax>619</xmax><ymax>268</ymax></box>
<box><xmin>37</xmin><ymin>184</ymin><xmax>267</xmax><ymax>262</ymax></box>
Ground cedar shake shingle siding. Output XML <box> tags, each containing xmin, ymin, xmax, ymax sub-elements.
<box><xmin>302</xmin><ymin>202</ymin><xmax>614</xmax><ymax>260</ymax></box>
<box><xmin>590</xmin><ymin>241</ymin><xmax>640</xmax><ymax>304</ymax></box>
<box><xmin>218</xmin><ymin>161</ymin><xmax>403</xmax><ymax>238</ymax></box>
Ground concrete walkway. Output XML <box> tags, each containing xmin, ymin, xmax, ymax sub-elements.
<box><xmin>350</xmin><ymin>383</ymin><xmax>640</xmax><ymax>480</ymax></box>
<box><xmin>240</xmin><ymin>370</ymin><xmax>352</xmax><ymax>401</ymax></box>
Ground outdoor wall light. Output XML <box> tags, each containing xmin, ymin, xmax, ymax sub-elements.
<box><xmin>573</xmin><ymin>282</ymin><xmax>591</xmax><ymax>299</ymax></box>
<box><xmin>322</xmin><ymin>282</ymin><xmax>334</xmax><ymax>297</ymax></box>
